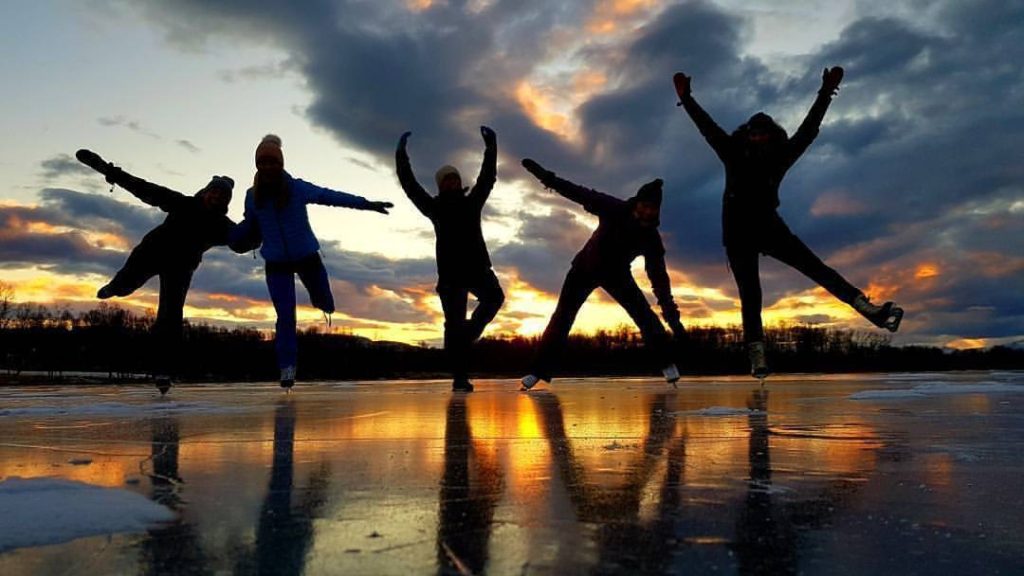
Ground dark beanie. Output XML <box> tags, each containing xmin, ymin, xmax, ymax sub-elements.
<box><xmin>634</xmin><ymin>178</ymin><xmax>663</xmax><ymax>206</ymax></box>
<box><xmin>206</xmin><ymin>175</ymin><xmax>235</xmax><ymax>199</ymax></box>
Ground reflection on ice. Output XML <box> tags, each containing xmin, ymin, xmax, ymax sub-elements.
<box><xmin>0</xmin><ymin>373</ymin><xmax>1022</xmax><ymax>574</ymax></box>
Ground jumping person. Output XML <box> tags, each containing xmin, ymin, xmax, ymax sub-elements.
<box><xmin>395</xmin><ymin>127</ymin><xmax>505</xmax><ymax>392</ymax></box>
<box><xmin>75</xmin><ymin>149</ymin><xmax>239</xmax><ymax>395</ymax></box>
<box><xmin>232</xmin><ymin>134</ymin><xmax>393</xmax><ymax>389</ymax></box>
<box><xmin>672</xmin><ymin>67</ymin><xmax>904</xmax><ymax>378</ymax></box>
<box><xmin>519</xmin><ymin>159</ymin><xmax>685</xmax><ymax>391</ymax></box>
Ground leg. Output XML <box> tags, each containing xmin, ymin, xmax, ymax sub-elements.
<box><xmin>296</xmin><ymin>253</ymin><xmax>335</xmax><ymax>314</ymax></box>
<box><xmin>102</xmin><ymin>246</ymin><xmax>159</xmax><ymax>297</ymax></box>
<box><xmin>152</xmin><ymin>268</ymin><xmax>193</xmax><ymax>382</ymax></box>
<box><xmin>726</xmin><ymin>244</ymin><xmax>764</xmax><ymax>344</ymax></box>
<box><xmin>266</xmin><ymin>269</ymin><xmax>298</xmax><ymax>371</ymax></box>
<box><xmin>600</xmin><ymin>273</ymin><xmax>672</xmax><ymax>369</ymax></box>
<box><xmin>464</xmin><ymin>269</ymin><xmax>505</xmax><ymax>343</ymax></box>
<box><xmin>531</xmin><ymin>268</ymin><xmax>597</xmax><ymax>382</ymax></box>
<box><xmin>763</xmin><ymin>220</ymin><xmax>861</xmax><ymax>305</ymax></box>
<box><xmin>438</xmin><ymin>284</ymin><xmax>470</xmax><ymax>384</ymax></box>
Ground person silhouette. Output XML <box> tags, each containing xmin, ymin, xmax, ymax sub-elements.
<box><xmin>396</xmin><ymin>127</ymin><xmax>505</xmax><ymax>392</ymax></box>
<box><xmin>519</xmin><ymin>159</ymin><xmax>685</xmax><ymax>390</ymax></box>
<box><xmin>230</xmin><ymin>134</ymin><xmax>393</xmax><ymax>389</ymax></box>
<box><xmin>75</xmin><ymin>149</ymin><xmax>242</xmax><ymax>395</ymax></box>
<box><xmin>672</xmin><ymin>67</ymin><xmax>903</xmax><ymax>378</ymax></box>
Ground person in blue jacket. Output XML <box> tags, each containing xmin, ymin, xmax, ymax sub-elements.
<box><xmin>232</xmin><ymin>134</ymin><xmax>393</xmax><ymax>388</ymax></box>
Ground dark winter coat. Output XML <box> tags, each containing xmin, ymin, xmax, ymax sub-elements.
<box><xmin>680</xmin><ymin>90</ymin><xmax>834</xmax><ymax>245</ymax></box>
<box><xmin>538</xmin><ymin>173</ymin><xmax>680</xmax><ymax>323</ymax></box>
<box><xmin>396</xmin><ymin>140</ymin><xmax>496</xmax><ymax>284</ymax></box>
<box><xmin>107</xmin><ymin>168</ymin><xmax>235</xmax><ymax>271</ymax></box>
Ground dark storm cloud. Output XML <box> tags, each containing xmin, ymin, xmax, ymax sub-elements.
<box><xmin>39</xmin><ymin>154</ymin><xmax>94</xmax><ymax>180</ymax></box>
<box><xmin>99</xmin><ymin>0</ymin><xmax>1024</xmax><ymax>341</ymax></box>
<box><xmin>39</xmin><ymin>188</ymin><xmax>161</xmax><ymax>239</ymax></box>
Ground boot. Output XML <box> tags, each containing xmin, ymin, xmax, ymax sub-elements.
<box><xmin>662</xmin><ymin>364</ymin><xmax>680</xmax><ymax>388</ymax></box>
<box><xmin>748</xmin><ymin>341</ymin><xmax>769</xmax><ymax>379</ymax></box>
<box><xmin>853</xmin><ymin>294</ymin><xmax>904</xmax><ymax>332</ymax></box>
<box><xmin>280</xmin><ymin>366</ymin><xmax>296</xmax><ymax>390</ymax></box>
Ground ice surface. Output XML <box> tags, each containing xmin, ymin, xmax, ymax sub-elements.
<box><xmin>849</xmin><ymin>381</ymin><xmax>1023</xmax><ymax>400</ymax></box>
<box><xmin>0</xmin><ymin>477</ymin><xmax>174</xmax><ymax>552</ymax></box>
<box><xmin>0</xmin><ymin>400</ymin><xmax>246</xmax><ymax>418</ymax></box>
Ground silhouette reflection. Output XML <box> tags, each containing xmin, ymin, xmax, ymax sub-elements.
<box><xmin>731</xmin><ymin>389</ymin><xmax>870</xmax><ymax>575</ymax></box>
<box><xmin>236</xmin><ymin>400</ymin><xmax>330</xmax><ymax>576</ymax></box>
<box><xmin>140</xmin><ymin>416</ymin><xmax>211</xmax><ymax>575</ymax></box>
<box><xmin>531</xmin><ymin>391</ymin><xmax>685</xmax><ymax>574</ymax></box>
<box><xmin>437</xmin><ymin>394</ymin><xmax>504</xmax><ymax>575</ymax></box>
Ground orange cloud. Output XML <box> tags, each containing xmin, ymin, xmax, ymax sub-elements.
<box><xmin>914</xmin><ymin>263</ymin><xmax>940</xmax><ymax>279</ymax></box>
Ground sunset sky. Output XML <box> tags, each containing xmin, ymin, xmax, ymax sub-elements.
<box><xmin>1</xmin><ymin>0</ymin><xmax>1021</xmax><ymax>349</ymax></box>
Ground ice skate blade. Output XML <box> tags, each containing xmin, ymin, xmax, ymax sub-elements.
<box><xmin>884</xmin><ymin>306</ymin><xmax>904</xmax><ymax>332</ymax></box>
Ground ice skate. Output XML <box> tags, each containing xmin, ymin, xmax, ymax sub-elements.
<box><xmin>854</xmin><ymin>295</ymin><xmax>904</xmax><ymax>332</ymax></box>
<box><xmin>154</xmin><ymin>375</ymin><xmax>172</xmax><ymax>396</ymax></box>
<box><xmin>662</xmin><ymin>364</ymin><xmax>680</xmax><ymax>388</ymax></box>
<box><xmin>748</xmin><ymin>341</ymin><xmax>770</xmax><ymax>380</ymax></box>
<box><xmin>280</xmin><ymin>366</ymin><xmax>296</xmax><ymax>390</ymax></box>
<box><xmin>520</xmin><ymin>374</ymin><xmax>542</xmax><ymax>391</ymax></box>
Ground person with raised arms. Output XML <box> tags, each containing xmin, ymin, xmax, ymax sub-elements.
<box><xmin>672</xmin><ymin>67</ymin><xmax>903</xmax><ymax>379</ymax></box>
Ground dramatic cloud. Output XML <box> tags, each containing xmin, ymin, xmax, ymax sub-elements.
<box><xmin>39</xmin><ymin>154</ymin><xmax>94</xmax><ymax>180</ymax></box>
<box><xmin>14</xmin><ymin>0</ymin><xmax>1024</xmax><ymax>345</ymax></box>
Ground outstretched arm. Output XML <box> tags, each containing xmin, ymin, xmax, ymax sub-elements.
<box><xmin>75</xmin><ymin>149</ymin><xmax>187</xmax><ymax>212</ymax></box>
<box><xmin>228</xmin><ymin>204</ymin><xmax>261</xmax><ymax>253</ymax></box>
<box><xmin>395</xmin><ymin>131</ymin><xmax>435</xmax><ymax>218</ymax></box>
<box><xmin>787</xmin><ymin>66</ymin><xmax>843</xmax><ymax>165</ymax></box>
<box><xmin>298</xmin><ymin>179</ymin><xmax>392</xmax><ymax>214</ymax></box>
<box><xmin>673</xmin><ymin>73</ymin><xmax>731</xmax><ymax>161</ymax></box>
<box><xmin>468</xmin><ymin>125</ymin><xmax>497</xmax><ymax>206</ymax></box>
<box><xmin>644</xmin><ymin>236</ymin><xmax>686</xmax><ymax>339</ymax></box>
<box><xmin>521</xmin><ymin>158</ymin><xmax>622</xmax><ymax>216</ymax></box>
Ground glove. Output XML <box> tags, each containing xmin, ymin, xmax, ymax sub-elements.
<box><xmin>397</xmin><ymin>131</ymin><xmax>412</xmax><ymax>151</ymax></box>
<box><xmin>521</xmin><ymin>158</ymin><xmax>555</xmax><ymax>184</ymax></box>
<box><xmin>480</xmin><ymin>125</ymin><xmax>496</xmax><ymax>147</ymax></box>
<box><xmin>821</xmin><ymin>66</ymin><xmax>844</xmax><ymax>96</ymax></box>
<box><xmin>368</xmin><ymin>201</ymin><xmax>393</xmax><ymax>214</ymax></box>
<box><xmin>672</xmin><ymin>72</ymin><xmax>691</xmax><ymax>103</ymax></box>
<box><xmin>76</xmin><ymin>149</ymin><xmax>119</xmax><ymax>183</ymax></box>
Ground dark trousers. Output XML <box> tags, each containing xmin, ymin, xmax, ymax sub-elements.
<box><xmin>532</xmin><ymin>266</ymin><xmax>671</xmax><ymax>381</ymax></box>
<box><xmin>104</xmin><ymin>248</ymin><xmax>194</xmax><ymax>375</ymax></box>
<box><xmin>437</xmin><ymin>269</ymin><xmax>505</xmax><ymax>381</ymax></box>
<box><xmin>265</xmin><ymin>253</ymin><xmax>335</xmax><ymax>370</ymax></box>
<box><xmin>726</xmin><ymin>214</ymin><xmax>862</xmax><ymax>344</ymax></box>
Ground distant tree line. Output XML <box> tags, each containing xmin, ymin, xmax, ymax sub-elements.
<box><xmin>1</xmin><ymin>296</ymin><xmax>1021</xmax><ymax>382</ymax></box>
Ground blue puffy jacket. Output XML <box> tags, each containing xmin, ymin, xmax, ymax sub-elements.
<box><xmin>232</xmin><ymin>172</ymin><xmax>372</xmax><ymax>263</ymax></box>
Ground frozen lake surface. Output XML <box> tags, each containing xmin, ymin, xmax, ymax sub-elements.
<box><xmin>1</xmin><ymin>371</ymin><xmax>1022</xmax><ymax>575</ymax></box>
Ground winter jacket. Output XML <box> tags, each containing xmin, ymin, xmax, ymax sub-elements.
<box><xmin>396</xmin><ymin>139</ymin><xmax>496</xmax><ymax>282</ymax></box>
<box><xmin>538</xmin><ymin>173</ymin><xmax>681</xmax><ymax>324</ymax></box>
<box><xmin>233</xmin><ymin>172</ymin><xmax>373</xmax><ymax>263</ymax></box>
<box><xmin>680</xmin><ymin>90</ymin><xmax>833</xmax><ymax>244</ymax></box>
<box><xmin>107</xmin><ymin>168</ymin><xmax>234</xmax><ymax>270</ymax></box>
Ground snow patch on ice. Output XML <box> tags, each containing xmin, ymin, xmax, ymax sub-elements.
<box><xmin>0</xmin><ymin>477</ymin><xmax>174</xmax><ymax>552</ymax></box>
<box><xmin>675</xmin><ymin>406</ymin><xmax>764</xmax><ymax>417</ymax></box>
<box><xmin>0</xmin><ymin>401</ymin><xmax>245</xmax><ymax>418</ymax></box>
<box><xmin>850</xmin><ymin>382</ymin><xmax>1023</xmax><ymax>400</ymax></box>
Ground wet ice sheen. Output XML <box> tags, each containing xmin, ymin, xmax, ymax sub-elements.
<box><xmin>0</xmin><ymin>371</ymin><xmax>1021</xmax><ymax>575</ymax></box>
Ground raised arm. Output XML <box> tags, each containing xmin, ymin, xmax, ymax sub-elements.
<box><xmin>395</xmin><ymin>131</ymin><xmax>435</xmax><ymax>218</ymax></box>
<box><xmin>786</xmin><ymin>66</ymin><xmax>843</xmax><ymax>165</ymax></box>
<box><xmin>297</xmin><ymin>179</ymin><xmax>392</xmax><ymax>214</ymax></box>
<box><xmin>468</xmin><ymin>125</ymin><xmax>497</xmax><ymax>206</ymax></box>
<box><xmin>75</xmin><ymin>149</ymin><xmax>187</xmax><ymax>212</ymax></box>
<box><xmin>643</xmin><ymin>235</ymin><xmax>686</xmax><ymax>339</ymax></box>
<box><xmin>521</xmin><ymin>158</ymin><xmax>622</xmax><ymax>216</ymax></box>
<box><xmin>673</xmin><ymin>73</ymin><xmax>731</xmax><ymax>161</ymax></box>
